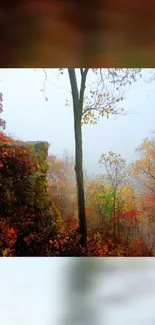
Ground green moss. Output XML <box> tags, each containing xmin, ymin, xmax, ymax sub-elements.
<box><xmin>23</xmin><ymin>172</ymin><xmax>49</xmax><ymax>209</ymax></box>
<box><xmin>1</xmin><ymin>140</ymin><xmax>52</xmax><ymax>210</ymax></box>
<box><xmin>24</xmin><ymin>141</ymin><xmax>49</xmax><ymax>162</ymax></box>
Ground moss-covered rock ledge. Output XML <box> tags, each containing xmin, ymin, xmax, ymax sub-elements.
<box><xmin>0</xmin><ymin>140</ymin><xmax>52</xmax><ymax>212</ymax></box>
<box><xmin>0</xmin><ymin>139</ymin><xmax>61</xmax><ymax>256</ymax></box>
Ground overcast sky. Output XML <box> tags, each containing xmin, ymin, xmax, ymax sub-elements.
<box><xmin>0</xmin><ymin>68</ymin><xmax>155</xmax><ymax>175</ymax></box>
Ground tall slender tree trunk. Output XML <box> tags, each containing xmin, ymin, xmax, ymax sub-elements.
<box><xmin>74</xmin><ymin>120</ymin><xmax>87</xmax><ymax>246</ymax></box>
<box><xmin>68</xmin><ymin>68</ymin><xmax>88</xmax><ymax>246</ymax></box>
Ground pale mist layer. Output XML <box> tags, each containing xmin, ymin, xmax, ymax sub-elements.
<box><xmin>0</xmin><ymin>68</ymin><xmax>155</xmax><ymax>177</ymax></box>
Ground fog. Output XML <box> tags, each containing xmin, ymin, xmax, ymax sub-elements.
<box><xmin>1</xmin><ymin>68</ymin><xmax>155</xmax><ymax>175</ymax></box>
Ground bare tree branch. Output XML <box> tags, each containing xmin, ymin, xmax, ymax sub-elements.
<box><xmin>136</xmin><ymin>165</ymin><xmax>155</xmax><ymax>181</ymax></box>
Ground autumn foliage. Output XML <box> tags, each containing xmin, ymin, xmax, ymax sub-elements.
<box><xmin>0</xmin><ymin>130</ymin><xmax>154</xmax><ymax>256</ymax></box>
<box><xmin>43</xmin><ymin>147</ymin><xmax>154</xmax><ymax>257</ymax></box>
<box><xmin>0</xmin><ymin>86</ymin><xmax>154</xmax><ymax>256</ymax></box>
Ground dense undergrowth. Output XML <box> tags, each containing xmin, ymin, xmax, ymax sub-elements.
<box><xmin>0</xmin><ymin>130</ymin><xmax>155</xmax><ymax>256</ymax></box>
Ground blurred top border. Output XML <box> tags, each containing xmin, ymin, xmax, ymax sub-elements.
<box><xmin>0</xmin><ymin>0</ymin><xmax>155</xmax><ymax>68</ymax></box>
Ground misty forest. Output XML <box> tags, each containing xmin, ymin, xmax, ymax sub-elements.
<box><xmin>0</xmin><ymin>68</ymin><xmax>155</xmax><ymax>256</ymax></box>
